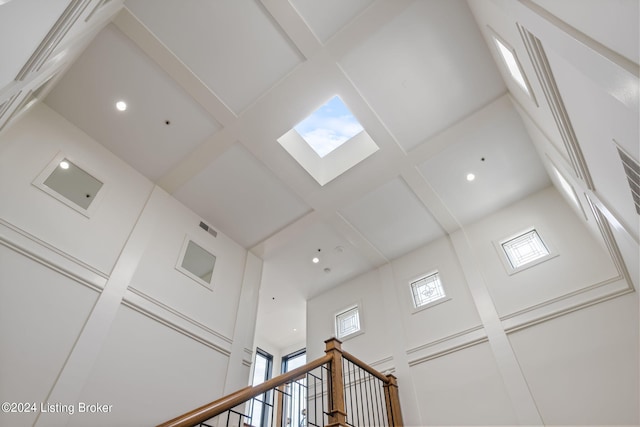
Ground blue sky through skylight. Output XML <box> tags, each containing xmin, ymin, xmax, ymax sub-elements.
<box><xmin>294</xmin><ymin>95</ymin><xmax>364</xmax><ymax>158</ymax></box>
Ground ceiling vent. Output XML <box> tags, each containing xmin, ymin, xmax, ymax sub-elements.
<box><xmin>617</xmin><ymin>146</ymin><xmax>640</xmax><ymax>215</ymax></box>
<box><xmin>199</xmin><ymin>221</ymin><xmax>218</xmax><ymax>238</ymax></box>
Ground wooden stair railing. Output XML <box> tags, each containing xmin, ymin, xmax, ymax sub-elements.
<box><xmin>158</xmin><ymin>338</ymin><xmax>403</xmax><ymax>427</ymax></box>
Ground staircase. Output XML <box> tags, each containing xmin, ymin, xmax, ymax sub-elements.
<box><xmin>158</xmin><ymin>338</ymin><xmax>403</xmax><ymax>427</ymax></box>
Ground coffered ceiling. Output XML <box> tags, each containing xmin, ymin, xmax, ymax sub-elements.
<box><xmin>19</xmin><ymin>0</ymin><xmax>563</xmax><ymax>350</ymax></box>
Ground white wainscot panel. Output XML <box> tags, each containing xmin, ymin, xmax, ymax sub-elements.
<box><xmin>508</xmin><ymin>294</ymin><xmax>639</xmax><ymax>425</ymax></box>
<box><xmin>0</xmin><ymin>243</ymin><xmax>99</xmax><ymax>427</ymax></box>
<box><xmin>67</xmin><ymin>305</ymin><xmax>230</xmax><ymax>427</ymax></box>
<box><xmin>410</xmin><ymin>341</ymin><xmax>518</xmax><ymax>426</ymax></box>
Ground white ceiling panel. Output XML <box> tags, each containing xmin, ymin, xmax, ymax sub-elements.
<box><xmin>418</xmin><ymin>99</ymin><xmax>550</xmax><ymax>226</ymax></box>
<box><xmin>173</xmin><ymin>143</ymin><xmax>311</xmax><ymax>248</ymax></box>
<box><xmin>289</xmin><ymin>0</ymin><xmax>374</xmax><ymax>43</ymax></box>
<box><xmin>340</xmin><ymin>177</ymin><xmax>445</xmax><ymax>260</ymax></box>
<box><xmin>261</xmin><ymin>221</ymin><xmax>375</xmax><ymax>299</ymax></box>
<box><xmin>125</xmin><ymin>0</ymin><xmax>303</xmax><ymax>114</ymax></box>
<box><xmin>339</xmin><ymin>0</ymin><xmax>505</xmax><ymax>152</ymax></box>
<box><xmin>45</xmin><ymin>24</ymin><xmax>220</xmax><ymax>181</ymax></box>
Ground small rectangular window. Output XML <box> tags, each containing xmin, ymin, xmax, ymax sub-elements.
<box><xmin>250</xmin><ymin>348</ymin><xmax>273</xmax><ymax>427</ymax></box>
<box><xmin>410</xmin><ymin>272</ymin><xmax>446</xmax><ymax>308</ymax></box>
<box><xmin>176</xmin><ymin>236</ymin><xmax>216</xmax><ymax>289</ymax></box>
<box><xmin>32</xmin><ymin>154</ymin><xmax>106</xmax><ymax>217</ymax></box>
<box><xmin>336</xmin><ymin>306</ymin><xmax>360</xmax><ymax>339</ymax></box>
<box><xmin>282</xmin><ymin>348</ymin><xmax>306</xmax><ymax>373</ymax></box>
<box><xmin>501</xmin><ymin>229</ymin><xmax>549</xmax><ymax>269</ymax></box>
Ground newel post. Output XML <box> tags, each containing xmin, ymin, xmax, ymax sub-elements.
<box><xmin>324</xmin><ymin>338</ymin><xmax>348</xmax><ymax>427</ymax></box>
<box><xmin>383</xmin><ymin>374</ymin><xmax>404</xmax><ymax>427</ymax></box>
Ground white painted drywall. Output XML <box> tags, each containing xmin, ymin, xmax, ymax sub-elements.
<box><xmin>0</xmin><ymin>102</ymin><xmax>259</xmax><ymax>425</ymax></box>
<box><xmin>306</xmin><ymin>186</ymin><xmax>637</xmax><ymax>425</ymax></box>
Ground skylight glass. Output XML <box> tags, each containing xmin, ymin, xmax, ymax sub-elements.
<box><xmin>493</xmin><ymin>37</ymin><xmax>530</xmax><ymax>96</ymax></box>
<box><xmin>294</xmin><ymin>95</ymin><xmax>364</xmax><ymax>158</ymax></box>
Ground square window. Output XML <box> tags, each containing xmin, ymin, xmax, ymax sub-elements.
<box><xmin>410</xmin><ymin>272</ymin><xmax>446</xmax><ymax>308</ymax></box>
<box><xmin>501</xmin><ymin>229</ymin><xmax>549</xmax><ymax>269</ymax></box>
<box><xmin>176</xmin><ymin>237</ymin><xmax>217</xmax><ymax>289</ymax></box>
<box><xmin>32</xmin><ymin>154</ymin><xmax>105</xmax><ymax>217</ymax></box>
<box><xmin>335</xmin><ymin>306</ymin><xmax>360</xmax><ymax>339</ymax></box>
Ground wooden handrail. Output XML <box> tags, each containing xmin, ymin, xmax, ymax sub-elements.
<box><xmin>157</xmin><ymin>353</ymin><xmax>333</xmax><ymax>427</ymax></box>
<box><xmin>158</xmin><ymin>337</ymin><xmax>403</xmax><ymax>427</ymax></box>
<box><xmin>342</xmin><ymin>350</ymin><xmax>390</xmax><ymax>383</ymax></box>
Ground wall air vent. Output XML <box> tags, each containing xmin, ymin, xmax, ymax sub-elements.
<box><xmin>199</xmin><ymin>221</ymin><xmax>218</xmax><ymax>238</ymax></box>
<box><xmin>617</xmin><ymin>146</ymin><xmax>640</xmax><ymax>215</ymax></box>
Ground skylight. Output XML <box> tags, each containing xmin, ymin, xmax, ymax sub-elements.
<box><xmin>294</xmin><ymin>95</ymin><xmax>364</xmax><ymax>158</ymax></box>
<box><xmin>493</xmin><ymin>36</ymin><xmax>530</xmax><ymax>96</ymax></box>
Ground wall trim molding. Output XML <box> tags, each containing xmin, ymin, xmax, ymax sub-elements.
<box><xmin>0</xmin><ymin>218</ymin><xmax>107</xmax><ymax>292</ymax></box>
<box><xmin>500</xmin><ymin>275</ymin><xmax>625</xmax><ymax>319</ymax></box>
<box><xmin>503</xmin><ymin>279</ymin><xmax>632</xmax><ymax>335</ymax></box>
<box><xmin>124</xmin><ymin>286</ymin><xmax>233</xmax><ymax>357</ymax></box>
<box><xmin>406</xmin><ymin>325</ymin><xmax>487</xmax><ymax>367</ymax></box>
<box><xmin>369</xmin><ymin>356</ymin><xmax>395</xmax><ymax>375</ymax></box>
<box><xmin>518</xmin><ymin>24</ymin><xmax>594</xmax><ymax>188</ymax></box>
<box><xmin>408</xmin><ymin>337</ymin><xmax>489</xmax><ymax>367</ymax></box>
<box><xmin>15</xmin><ymin>0</ymin><xmax>93</xmax><ymax>81</ymax></box>
<box><xmin>242</xmin><ymin>347</ymin><xmax>254</xmax><ymax>366</ymax></box>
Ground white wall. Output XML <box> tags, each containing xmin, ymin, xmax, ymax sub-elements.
<box><xmin>465</xmin><ymin>188</ymin><xmax>620</xmax><ymax>318</ymax></box>
<box><xmin>509</xmin><ymin>294</ymin><xmax>638</xmax><ymax>425</ymax></box>
<box><xmin>0</xmin><ymin>243</ymin><xmax>99</xmax><ymax>427</ymax></box>
<box><xmin>0</xmin><ymin>103</ymin><xmax>261</xmax><ymax>426</ymax></box>
<box><xmin>306</xmin><ymin>186</ymin><xmax>638</xmax><ymax>426</ymax></box>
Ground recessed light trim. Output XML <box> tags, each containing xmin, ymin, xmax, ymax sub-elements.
<box><xmin>466</xmin><ymin>173</ymin><xmax>476</xmax><ymax>181</ymax></box>
<box><xmin>312</xmin><ymin>257</ymin><xmax>320</xmax><ymax>264</ymax></box>
<box><xmin>59</xmin><ymin>161</ymin><xmax>70</xmax><ymax>170</ymax></box>
<box><xmin>115</xmin><ymin>100</ymin><xmax>127</xmax><ymax>111</ymax></box>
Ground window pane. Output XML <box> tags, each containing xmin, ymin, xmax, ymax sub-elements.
<box><xmin>336</xmin><ymin>306</ymin><xmax>360</xmax><ymax>338</ymax></box>
<box><xmin>43</xmin><ymin>159</ymin><xmax>103</xmax><ymax>210</ymax></box>
<box><xmin>410</xmin><ymin>272</ymin><xmax>446</xmax><ymax>308</ymax></box>
<box><xmin>502</xmin><ymin>229</ymin><xmax>549</xmax><ymax>269</ymax></box>
<box><xmin>283</xmin><ymin>350</ymin><xmax>306</xmax><ymax>373</ymax></box>
<box><xmin>250</xmin><ymin>349</ymin><xmax>273</xmax><ymax>427</ymax></box>
<box><xmin>181</xmin><ymin>241</ymin><xmax>216</xmax><ymax>284</ymax></box>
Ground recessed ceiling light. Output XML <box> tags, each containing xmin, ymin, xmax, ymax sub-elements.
<box><xmin>466</xmin><ymin>173</ymin><xmax>476</xmax><ymax>181</ymax></box>
<box><xmin>59</xmin><ymin>161</ymin><xmax>70</xmax><ymax>170</ymax></box>
<box><xmin>115</xmin><ymin>100</ymin><xmax>127</xmax><ymax>111</ymax></box>
<box><xmin>293</xmin><ymin>328</ymin><xmax>297</xmax><ymax>332</ymax></box>
<box><xmin>312</xmin><ymin>257</ymin><xmax>320</xmax><ymax>264</ymax></box>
